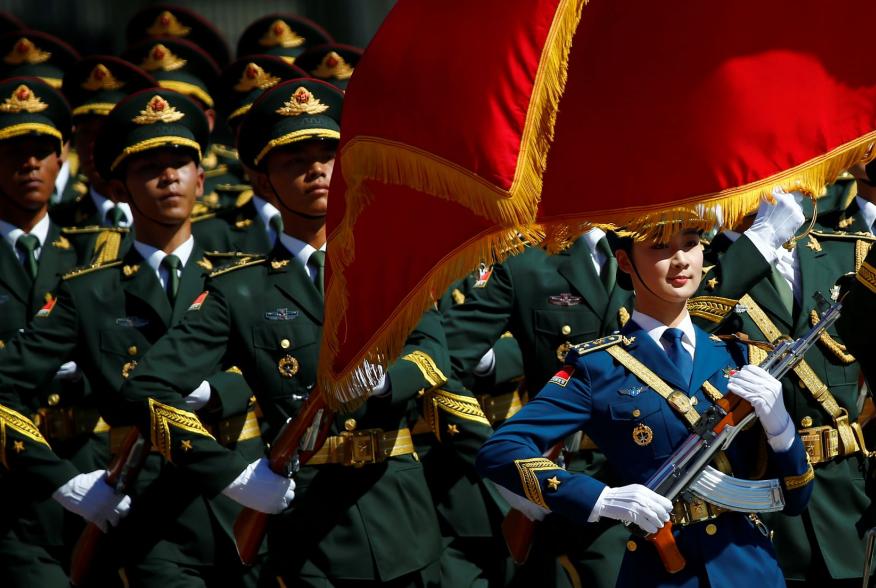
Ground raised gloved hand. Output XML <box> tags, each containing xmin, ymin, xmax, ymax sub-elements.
<box><xmin>182</xmin><ymin>380</ymin><xmax>212</xmax><ymax>411</ymax></box>
<box><xmin>727</xmin><ymin>364</ymin><xmax>791</xmax><ymax>438</ymax></box>
<box><xmin>52</xmin><ymin>470</ymin><xmax>131</xmax><ymax>532</ymax></box>
<box><xmin>745</xmin><ymin>187</ymin><xmax>806</xmax><ymax>252</ymax></box>
<box><xmin>221</xmin><ymin>457</ymin><xmax>295</xmax><ymax>514</ymax></box>
<box><xmin>591</xmin><ymin>484</ymin><xmax>673</xmax><ymax>534</ymax></box>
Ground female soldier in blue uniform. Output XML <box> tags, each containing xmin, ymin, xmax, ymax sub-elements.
<box><xmin>476</xmin><ymin>221</ymin><xmax>815</xmax><ymax>587</ymax></box>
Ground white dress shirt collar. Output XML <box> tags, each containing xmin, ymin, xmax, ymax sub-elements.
<box><xmin>0</xmin><ymin>212</ymin><xmax>51</xmax><ymax>260</ymax></box>
<box><xmin>278</xmin><ymin>232</ymin><xmax>326</xmax><ymax>281</ymax></box>
<box><xmin>53</xmin><ymin>159</ymin><xmax>71</xmax><ymax>204</ymax></box>
<box><xmin>252</xmin><ymin>194</ymin><xmax>282</xmax><ymax>243</ymax></box>
<box><xmin>856</xmin><ymin>196</ymin><xmax>876</xmax><ymax>234</ymax></box>
<box><xmin>133</xmin><ymin>236</ymin><xmax>195</xmax><ymax>289</ymax></box>
<box><xmin>91</xmin><ymin>187</ymin><xmax>133</xmax><ymax>227</ymax></box>
<box><xmin>578</xmin><ymin>227</ymin><xmax>607</xmax><ymax>274</ymax></box>
<box><xmin>631</xmin><ymin>309</ymin><xmax>696</xmax><ymax>360</ymax></box>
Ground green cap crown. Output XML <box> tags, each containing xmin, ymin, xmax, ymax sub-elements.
<box><xmin>94</xmin><ymin>88</ymin><xmax>208</xmax><ymax>179</ymax></box>
<box><xmin>0</xmin><ymin>76</ymin><xmax>70</xmax><ymax>152</ymax></box>
<box><xmin>237</xmin><ymin>15</ymin><xmax>333</xmax><ymax>63</ymax></box>
<box><xmin>62</xmin><ymin>55</ymin><xmax>157</xmax><ymax>119</ymax></box>
<box><xmin>294</xmin><ymin>44</ymin><xmax>362</xmax><ymax>91</ymax></box>
<box><xmin>0</xmin><ymin>30</ymin><xmax>80</xmax><ymax>88</ymax></box>
<box><xmin>237</xmin><ymin>78</ymin><xmax>342</xmax><ymax>169</ymax></box>
<box><xmin>122</xmin><ymin>37</ymin><xmax>219</xmax><ymax>108</ymax></box>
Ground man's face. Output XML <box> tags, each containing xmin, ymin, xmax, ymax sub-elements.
<box><xmin>261</xmin><ymin>139</ymin><xmax>335</xmax><ymax>218</ymax></box>
<box><xmin>115</xmin><ymin>148</ymin><xmax>203</xmax><ymax>225</ymax></box>
<box><xmin>0</xmin><ymin>135</ymin><xmax>62</xmax><ymax>212</ymax></box>
<box><xmin>73</xmin><ymin>115</ymin><xmax>105</xmax><ymax>188</ymax></box>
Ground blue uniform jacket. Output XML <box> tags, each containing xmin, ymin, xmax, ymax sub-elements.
<box><xmin>477</xmin><ymin>321</ymin><xmax>814</xmax><ymax>587</ymax></box>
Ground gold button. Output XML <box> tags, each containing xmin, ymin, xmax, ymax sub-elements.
<box><xmin>705</xmin><ymin>523</ymin><xmax>717</xmax><ymax>536</ymax></box>
<box><xmin>801</xmin><ymin>416</ymin><xmax>813</xmax><ymax>428</ymax></box>
<box><xmin>344</xmin><ymin>418</ymin><xmax>357</xmax><ymax>431</ymax></box>
<box><xmin>412</xmin><ymin>451</ymin><xmax>420</xmax><ymax>462</ymax></box>
<box><xmin>280</xmin><ymin>338</ymin><xmax>291</xmax><ymax>349</ymax></box>
<box><xmin>632</xmin><ymin>409</ymin><xmax>641</xmax><ymax>418</ymax></box>
<box><xmin>561</xmin><ymin>325</ymin><xmax>572</xmax><ymax>336</ymax></box>
<box><xmin>47</xmin><ymin>393</ymin><xmax>60</xmax><ymax>406</ymax></box>
<box><xmin>626</xmin><ymin>540</ymin><xmax>637</xmax><ymax>552</ymax></box>
<box><xmin>127</xmin><ymin>345</ymin><xmax>137</xmax><ymax>356</ymax></box>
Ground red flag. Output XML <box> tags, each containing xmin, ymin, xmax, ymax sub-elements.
<box><xmin>320</xmin><ymin>0</ymin><xmax>876</xmax><ymax>408</ymax></box>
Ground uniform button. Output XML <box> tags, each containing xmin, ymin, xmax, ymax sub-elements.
<box><xmin>690</xmin><ymin>396</ymin><xmax>698</xmax><ymax>406</ymax></box>
<box><xmin>632</xmin><ymin>409</ymin><xmax>641</xmax><ymax>418</ymax></box>
<box><xmin>280</xmin><ymin>338</ymin><xmax>291</xmax><ymax>349</ymax></box>
<box><xmin>561</xmin><ymin>325</ymin><xmax>572</xmax><ymax>336</ymax></box>
<box><xmin>47</xmin><ymin>393</ymin><xmax>60</xmax><ymax>406</ymax></box>
<box><xmin>344</xmin><ymin>418</ymin><xmax>357</xmax><ymax>431</ymax></box>
<box><xmin>127</xmin><ymin>345</ymin><xmax>137</xmax><ymax>356</ymax></box>
<box><xmin>801</xmin><ymin>416</ymin><xmax>813</xmax><ymax>428</ymax></box>
<box><xmin>626</xmin><ymin>540</ymin><xmax>637</xmax><ymax>552</ymax></box>
<box><xmin>705</xmin><ymin>523</ymin><xmax>717</xmax><ymax>536</ymax></box>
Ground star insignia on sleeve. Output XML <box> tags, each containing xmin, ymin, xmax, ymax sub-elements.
<box><xmin>546</xmin><ymin>476</ymin><xmax>561</xmax><ymax>491</ymax></box>
<box><xmin>181</xmin><ymin>439</ymin><xmax>193</xmax><ymax>451</ymax></box>
<box><xmin>13</xmin><ymin>440</ymin><xmax>24</xmax><ymax>453</ymax></box>
<box><xmin>706</xmin><ymin>277</ymin><xmax>718</xmax><ymax>290</ymax></box>
<box><xmin>446</xmin><ymin>424</ymin><xmax>460</xmax><ymax>436</ymax></box>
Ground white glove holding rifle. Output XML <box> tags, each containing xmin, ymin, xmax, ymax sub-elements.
<box><xmin>222</xmin><ymin>457</ymin><xmax>295</xmax><ymax>514</ymax></box>
<box><xmin>589</xmin><ymin>484</ymin><xmax>673</xmax><ymax>534</ymax></box>
<box><xmin>52</xmin><ymin>470</ymin><xmax>131</xmax><ymax>531</ymax></box>
<box><xmin>727</xmin><ymin>364</ymin><xmax>795</xmax><ymax>452</ymax></box>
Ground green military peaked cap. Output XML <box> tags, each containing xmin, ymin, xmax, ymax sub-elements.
<box><xmin>122</xmin><ymin>37</ymin><xmax>219</xmax><ymax>109</ymax></box>
<box><xmin>216</xmin><ymin>55</ymin><xmax>305</xmax><ymax>132</ymax></box>
<box><xmin>237</xmin><ymin>78</ymin><xmax>342</xmax><ymax>169</ymax></box>
<box><xmin>0</xmin><ymin>76</ymin><xmax>70</xmax><ymax>152</ymax></box>
<box><xmin>294</xmin><ymin>44</ymin><xmax>362</xmax><ymax>91</ymax></box>
<box><xmin>62</xmin><ymin>55</ymin><xmax>157</xmax><ymax>119</ymax></box>
<box><xmin>237</xmin><ymin>14</ymin><xmax>333</xmax><ymax>63</ymax></box>
<box><xmin>0</xmin><ymin>30</ymin><xmax>80</xmax><ymax>88</ymax></box>
<box><xmin>94</xmin><ymin>88</ymin><xmax>208</xmax><ymax>179</ymax></box>
<box><xmin>126</xmin><ymin>3</ymin><xmax>231</xmax><ymax>68</ymax></box>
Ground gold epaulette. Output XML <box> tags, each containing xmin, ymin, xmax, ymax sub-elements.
<box><xmin>568</xmin><ymin>334</ymin><xmax>623</xmax><ymax>357</ymax></box>
<box><xmin>204</xmin><ymin>250</ymin><xmax>262</xmax><ymax>259</ymax></box>
<box><xmin>204</xmin><ymin>164</ymin><xmax>229</xmax><ymax>178</ymax></box>
<box><xmin>62</xmin><ymin>260</ymin><xmax>123</xmax><ymax>280</ymax></box>
<box><xmin>208</xmin><ymin>256</ymin><xmax>265</xmax><ymax>277</ymax></box>
<box><xmin>211</xmin><ymin>143</ymin><xmax>239</xmax><ymax>160</ymax></box>
<box><xmin>688</xmin><ymin>295</ymin><xmax>737</xmax><ymax>323</ymax></box>
<box><xmin>61</xmin><ymin>225</ymin><xmax>129</xmax><ymax>235</ymax></box>
<box><xmin>190</xmin><ymin>209</ymin><xmax>217</xmax><ymax>223</ymax></box>
<box><xmin>810</xmin><ymin>229</ymin><xmax>876</xmax><ymax>241</ymax></box>
<box><xmin>235</xmin><ymin>189</ymin><xmax>254</xmax><ymax>208</ymax></box>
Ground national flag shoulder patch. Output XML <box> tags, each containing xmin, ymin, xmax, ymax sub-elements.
<box><xmin>35</xmin><ymin>296</ymin><xmax>56</xmax><ymax>318</ymax></box>
<box><xmin>549</xmin><ymin>366</ymin><xmax>575</xmax><ymax>387</ymax></box>
<box><xmin>188</xmin><ymin>291</ymin><xmax>208</xmax><ymax>311</ymax></box>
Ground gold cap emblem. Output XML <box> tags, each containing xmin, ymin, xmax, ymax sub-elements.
<box><xmin>81</xmin><ymin>64</ymin><xmax>126</xmax><ymax>91</ymax></box>
<box><xmin>146</xmin><ymin>11</ymin><xmax>191</xmax><ymax>37</ymax></box>
<box><xmin>234</xmin><ymin>63</ymin><xmax>281</xmax><ymax>92</ymax></box>
<box><xmin>259</xmin><ymin>20</ymin><xmax>305</xmax><ymax>49</ymax></box>
<box><xmin>140</xmin><ymin>43</ymin><xmax>187</xmax><ymax>72</ymax></box>
<box><xmin>0</xmin><ymin>85</ymin><xmax>48</xmax><ymax>113</ymax></box>
<box><xmin>276</xmin><ymin>86</ymin><xmax>329</xmax><ymax>117</ymax></box>
<box><xmin>132</xmin><ymin>95</ymin><xmax>185</xmax><ymax>125</ymax></box>
<box><xmin>311</xmin><ymin>51</ymin><xmax>354</xmax><ymax>80</ymax></box>
<box><xmin>4</xmin><ymin>38</ymin><xmax>51</xmax><ymax>65</ymax></box>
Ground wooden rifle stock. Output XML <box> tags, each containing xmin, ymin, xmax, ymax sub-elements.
<box><xmin>501</xmin><ymin>442</ymin><xmax>563</xmax><ymax>565</ymax></box>
<box><xmin>70</xmin><ymin>427</ymin><xmax>148</xmax><ymax>586</ymax></box>
<box><xmin>233</xmin><ymin>390</ymin><xmax>332</xmax><ymax>566</ymax></box>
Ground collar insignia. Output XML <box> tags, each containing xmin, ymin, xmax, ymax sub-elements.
<box><xmin>234</xmin><ymin>63</ymin><xmax>281</xmax><ymax>92</ymax></box>
<box><xmin>0</xmin><ymin>84</ymin><xmax>48</xmax><ymax>113</ymax></box>
<box><xmin>81</xmin><ymin>64</ymin><xmax>125</xmax><ymax>91</ymax></box>
<box><xmin>838</xmin><ymin>216</ymin><xmax>855</xmax><ymax>229</ymax></box>
<box><xmin>146</xmin><ymin>11</ymin><xmax>191</xmax><ymax>37</ymax></box>
<box><xmin>196</xmin><ymin>258</ymin><xmax>213</xmax><ymax>271</ymax></box>
<box><xmin>51</xmin><ymin>236</ymin><xmax>71</xmax><ymax>250</ymax></box>
<box><xmin>133</xmin><ymin>95</ymin><xmax>185</xmax><ymax>125</ymax></box>
<box><xmin>548</xmin><ymin>293</ymin><xmax>582</xmax><ymax>306</ymax></box>
<box><xmin>4</xmin><ymin>38</ymin><xmax>51</xmax><ymax>65</ymax></box>
<box><xmin>270</xmin><ymin>259</ymin><xmax>290</xmax><ymax>269</ymax></box>
<box><xmin>265</xmin><ymin>307</ymin><xmax>299</xmax><ymax>321</ymax></box>
<box><xmin>806</xmin><ymin>235</ymin><xmax>822</xmax><ymax>252</ymax></box>
<box><xmin>259</xmin><ymin>20</ymin><xmax>305</xmax><ymax>49</ymax></box>
<box><xmin>122</xmin><ymin>264</ymin><xmax>140</xmax><ymax>277</ymax></box>
<box><xmin>311</xmin><ymin>51</ymin><xmax>354</xmax><ymax>80</ymax></box>
<box><xmin>140</xmin><ymin>43</ymin><xmax>187</xmax><ymax>72</ymax></box>
<box><xmin>276</xmin><ymin>86</ymin><xmax>329</xmax><ymax>117</ymax></box>
<box><xmin>622</xmin><ymin>336</ymin><xmax>636</xmax><ymax>346</ymax></box>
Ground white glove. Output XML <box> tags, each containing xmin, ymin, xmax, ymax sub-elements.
<box><xmin>53</xmin><ymin>361</ymin><xmax>82</xmax><ymax>382</ymax></box>
<box><xmin>183</xmin><ymin>380</ymin><xmax>212</xmax><ymax>411</ymax></box>
<box><xmin>473</xmin><ymin>348</ymin><xmax>496</xmax><ymax>377</ymax></box>
<box><xmin>745</xmin><ymin>187</ymin><xmax>805</xmax><ymax>256</ymax></box>
<box><xmin>221</xmin><ymin>457</ymin><xmax>295</xmax><ymax>514</ymax></box>
<box><xmin>52</xmin><ymin>470</ymin><xmax>131</xmax><ymax>532</ymax></box>
<box><xmin>589</xmin><ymin>484</ymin><xmax>673</xmax><ymax>534</ymax></box>
<box><xmin>727</xmin><ymin>365</ymin><xmax>793</xmax><ymax>446</ymax></box>
<box><xmin>355</xmin><ymin>360</ymin><xmax>390</xmax><ymax>397</ymax></box>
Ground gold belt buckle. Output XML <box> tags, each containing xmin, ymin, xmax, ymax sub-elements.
<box><xmin>341</xmin><ymin>429</ymin><xmax>380</xmax><ymax>467</ymax></box>
<box><xmin>822</xmin><ymin>427</ymin><xmax>839</xmax><ymax>460</ymax></box>
<box><xmin>801</xmin><ymin>431</ymin><xmax>823</xmax><ymax>463</ymax></box>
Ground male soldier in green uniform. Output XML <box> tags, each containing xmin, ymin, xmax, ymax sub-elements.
<box><xmin>0</xmin><ymin>88</ymin><xmax>266</xmax><ymax>587</ymax></box>
<box><xmin>691</xmin><ymin>188</ymin><xmax>873</xmax><ymax>585</ymax></box>
<box><xmin>118</xmin><ymin>78</ymin><xmax>447</xmax><ymax>586</ymax></box>
<box><xmin>0</xmin><ymin>75</ymin><xmax>130</xmax><ymax>587</ymax></box>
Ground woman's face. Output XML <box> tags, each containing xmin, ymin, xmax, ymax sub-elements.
<box><xmin>617</xmin><ymin>229</ymin><xmax>703</xmax><ymax>305</ymax></box>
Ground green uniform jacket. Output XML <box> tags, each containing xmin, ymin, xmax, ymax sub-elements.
<box><xmin>119</xmin><ymin>243</ymin><xmax>443</xmax><ymax>582</ymax></box>
<box><xmin>696</xmin><ymin>228</ymin><xmax>872</xmax><ymax>581</ymax></box>
<box><xmin>0</xmin><ymin>241</ymin><xmax>261</xmax><ymax>568</ymax></box>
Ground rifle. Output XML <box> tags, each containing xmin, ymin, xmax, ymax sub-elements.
<box><xmin>637</xmin><ymin>292</ymin><xmax>843</xmax><ymax>573</ymax></box>
<box><xmin>233</xmin><ymin>390</ymin><xmax>333</xmax><ymax>565</ymax></box>
<box><xmin>70</xmin><ymin>427</ymin><xmax>149</xmax><ymax>586</ymax></box>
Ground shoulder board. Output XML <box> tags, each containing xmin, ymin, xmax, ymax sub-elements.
<box><xmin>190</xmin><ymin>210</ymin><xmax>217</xmax><ymax>223</ymax></box>
<box><xmin>211</xmin><ymin>144</ymin><xmax>239</xmax><ymax>160</ymax></box>
<box><xmin>204</xmin><ymin>250</ymin><xmax>262</xmax><ymax>259</ymax></box>
<box><xmin>62</xmin><ymin>260</ymin><xmax>123</xmax><ymax>280</ymax></box>
<box><xmin>810</xmin><ymin>229</ymin><xmax>876</xmax><ymax>242</ymax></box>
<box><xmin>568</xmin><ymin>334</ymin><xmax>624</xmax><ymax>357</ymax></box>
<box><xmin>61</xmin><ymin>225</ymin><xmax>129</xmax><ymax>235</ymax></box>
<box><xmin>235</xmin><ymin>189</ymin><xmax>254</xmax><ymax>208</ymax></box>
<box><xmin>204</xmin><ymin>164</ymin><xmax>230</xmax><ymax>178</ymax></box>
<box><xmin>208</xmin><ymin>256</ymin><xmax>266</xmax><ymax>278</ymax></box>
<box><xmin>688</xmin><ymin>295</ymin><xmax>737</xmax><ymax>324</ymax></box>
<box><xmin>215</xmin><ymin>183</ymin><xmax>251</xmax><ymax>193</ymax></box>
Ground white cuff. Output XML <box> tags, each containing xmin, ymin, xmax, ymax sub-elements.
<box><xmin>742</xmin><ymin>229</ymin><xmax>779</xmax><ymax>266</ymax></box>
<box><xmin>766</xmin><ymin>415</ymin><xmax>796</xmax><ymax>453</ymax></box>
<box><xmin>473</xmin><ymin>348</ymin><xmax>496</xmax><ymax>377</ymax></box>
<box><xmin>183</xmin><ymin>380</ymin><xmax>212</xmax><ymax>411</ymax></box>
<box><xmin>587</xmin><ymin>486</ymin><xmax>607</xmax><ymax>523</ymax></box>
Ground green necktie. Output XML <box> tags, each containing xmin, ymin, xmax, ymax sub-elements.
<box><xmin>15</xmin><ymin>234</ymin><xmax>39</xmax><ymax>280</ymax></box>
<box><xmin>308</xmin><ymin>250</ymin><xmax>326</xmax><ymax>297</ymax></box>
<box><xmin>596</xmin><ymin>237</ymin><xmax>617</xmax><ymax>293</ymax></box>
<box><xmin>106</xmin><ymin>205</ymin><xmax>125</xmax><ymax>227</ymax></box>
<box><xmin>269</xmin><ymin>214</ymin><xmax>284</xmax><ymax>242</ymax></box>
<box><xmin>769</xmin><ymin>268</ymin><xmax>794</xmax><ymax>314</ymax></box>
<box><xmin>161</xmin><ymin>254</ymin><xmax>182</xmax><ymax>303</ymax></box>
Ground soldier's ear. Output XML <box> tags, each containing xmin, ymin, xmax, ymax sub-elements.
<box><xmin>250</xmin><ymin>169</ymin><xmax>275</xmax><ymax>202</ymax></box>
<box><xmin>616</xmin><ymin>249</ymin><xmax>633</xmax><ymax>275</ymax></box>
<box><xmin>194</xmin><ymin>164</ymin><xmax>205</xmax><ymax>198</ymax></box>
<box><xmin>106</xmin><ymin>178</ymin><xmax>130</xmax><ymax>204</ymax></box>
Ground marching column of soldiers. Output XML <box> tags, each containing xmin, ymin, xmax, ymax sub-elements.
<box><xmin>0</xmin><ymin>5</ymin><xmax>872</xmax><ymax>588</ymax></box>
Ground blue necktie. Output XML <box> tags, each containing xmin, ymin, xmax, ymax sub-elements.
<box><xmin>661</xmin><ymin>328</ymin><xmax>693</xmax><ymax>386</ymax></box>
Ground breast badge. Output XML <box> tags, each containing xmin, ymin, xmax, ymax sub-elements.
<box><xmin>632</xmin><ymin>423</ymin><xmax>653</xmax><ymax>447</ymax></box>
<box><xmin>278</xmin><ymin>355</ymin><xmax>299</xmax><ymax>378</ymax></box>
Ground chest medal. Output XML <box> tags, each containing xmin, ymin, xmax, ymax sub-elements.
<box><xmin>632</xmin><ymin>423</ymin><xmax>653</xmax><ymax>447</ymax></box>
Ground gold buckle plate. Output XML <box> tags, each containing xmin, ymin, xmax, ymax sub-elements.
<box><xmin>341</xmin><ymin>429</ymin><xmax>381</xmax><ymax>467</ymax></box>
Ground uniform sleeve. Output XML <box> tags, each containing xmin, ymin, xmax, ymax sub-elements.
<box><xmin>766</xmin><ymin>435</ymin><xmax>814</xmax><ymax>516</ymax></box>
<box><xmin>836</xmin><ymin>244</ymin><xmax>876</xmax><ymax>373</ymax></box>
<box><xmin>120</xmin><ymin>287</ymin><xmax>249</xmax><ymax>495</ymax></box>
<box><xmin>475</xmin><ymin>362</ymin><xmax>606</xmax><ymax>526</ymax></box>
<box><xmin>385</xmin><ymin>307</ymin><xmax>450</xmax><ymax>406</ymax></box>
<box><xmin>204</xmin><ymin>368</ymin><xmax>254</xmax><ymax>420</ymax></box>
